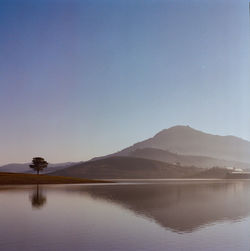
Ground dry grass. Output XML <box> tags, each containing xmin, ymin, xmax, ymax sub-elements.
<box><xmin>0</xmin><ymin>172</ymin><xmax>110</xmax><ymax>185</ymax></box>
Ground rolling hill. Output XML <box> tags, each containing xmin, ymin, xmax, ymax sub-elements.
<box><xmin>127</xmin><ymin>148</ymin><xmax>250</xmax><ymax>169</ymax></box>
<box><xmin>51</xmin><ymin>156</ymin><xmax>204</xmax><ymax>179</ymax></box>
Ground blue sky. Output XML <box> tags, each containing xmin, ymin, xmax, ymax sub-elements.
<box><xmin>0</xmin><ymin>0</ymin><xmax>249</xmax><ymax>164</ymax></box>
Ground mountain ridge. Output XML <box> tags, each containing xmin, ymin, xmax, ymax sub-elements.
<box><xmin>49</xmin><ymin>125</ymin><xmax>250</xmax><ymax>179</ymax></box>
<box><xmin>92</xmin><ymin>125</ymin><xmax>250</xmax><ymax>164</ymax></box>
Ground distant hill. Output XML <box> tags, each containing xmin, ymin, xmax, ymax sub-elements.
<box><xmin>189</xmin><ymin>167</ymin><xmax>230</xmax><ymax>179</ymax></box>
<box><xmin>51</xmin><ymin>156</ymin><xmax>203</xmax><ymax>179</ymax></box>
<box><xmin>127</xmin><ymin>148</ymin><xmax>250</xmax><ymax>169</ymax></box>
<box><xmin>93</xmin><ymin>125</ymin><xmax>250</xmax><ymax>165</ymax></box>
<box><xmin>0</xmin><ymin>162</ymin><xmax>77</xmax><ymax>174</ymax></box>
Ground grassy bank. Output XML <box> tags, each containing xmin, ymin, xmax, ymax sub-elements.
<box><xmin>0</xmin><ymin>172</ymin><xmax>110</xmax><ymax>185</ymax></box>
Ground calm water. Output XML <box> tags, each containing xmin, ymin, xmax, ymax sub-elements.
<box><xmin>1</xmin><ymin>180</ymin><xmax>250</xmax><ymax>251</ymax></box>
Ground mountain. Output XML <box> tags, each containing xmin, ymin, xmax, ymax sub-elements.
<box><xmin>93</xmin><ymin>125</ymin><xmax>250</xmax><ymax>165</ymax></box>
<box><xmin>0</xmin><ymin>162</ymin><xmax>77</xmax><ymax>174</ymax></box>
<box><xmin>51</xmin><ymin>156</ymin><xmax>203</xmax><ymax>179</ymax></box>
<box><xmin>6</xmin><ymin>125</ymin><xmax>250</xmax><ymax>179</ymax></box>
<box><xmin>50</xmin><ymin>125</ymin><xmax>250</xmax><ymax>179</ymax></box>
<box><xmin>127</xmin><ymin>148</ymin><xmax>250</xmax><ymax>169</ymax></box>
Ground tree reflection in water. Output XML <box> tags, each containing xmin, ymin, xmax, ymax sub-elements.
<box><xmin>30</xmin><ymin>184</ymin><xmax>47</xmax><ymax>209</ymax></box>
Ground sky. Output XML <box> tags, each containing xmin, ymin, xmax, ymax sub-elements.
<box><xmin>0</xmin><ymin>0</ymin><xmax>249</xmax><ymax>165</ymax></box>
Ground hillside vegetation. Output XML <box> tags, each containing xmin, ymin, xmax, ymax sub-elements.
<box><xmin>51</xmin><ymin>156</ymin><xmax>204</xmax><ymax>179</ymax></box>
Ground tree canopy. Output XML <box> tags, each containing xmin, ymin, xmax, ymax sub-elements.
<box><xmin>29</xmin><ymin>157</ymin><xmax>48</xmax><ymax>175</ymax></box>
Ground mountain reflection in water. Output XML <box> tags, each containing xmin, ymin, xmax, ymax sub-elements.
<box><xmin>1</xmin><ymin>181</ymin><xmax>250</xmax><ymax>251</ymax></box>
<box><xmin>63</xmin><ymin>181</ymin><xmax>250</xmax><ymax>233</ymax></box>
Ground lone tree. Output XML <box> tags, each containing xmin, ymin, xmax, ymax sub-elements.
<box><xmin>29</xmin><ymin>157</ymin><xmax>48</xmax><ymax>175</ymax></box>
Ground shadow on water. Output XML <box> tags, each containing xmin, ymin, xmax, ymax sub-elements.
<box><xmin>62</xmin><ymin>181</ymin><xmax>250</xmax><ymax>233</ymax></box>
<box><xmin>30</xmin><ymin>184</ymin><xmax>47</xmax><ymax>209</ymax></box>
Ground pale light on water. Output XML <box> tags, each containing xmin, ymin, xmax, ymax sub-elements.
<box><xmin>1</xmin><ymin>181</ymin><xmax>250</xmax><ymax>251</ymax></box>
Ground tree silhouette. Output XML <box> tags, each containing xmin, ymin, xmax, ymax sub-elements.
<box><xmin>29</xmin><ymin>157</ymin><xmax>48</xmax><ymax>175</ymax></box>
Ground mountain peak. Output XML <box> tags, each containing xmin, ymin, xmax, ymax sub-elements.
<box><xmin>127</xmin><ymin>125</ymin><xmax>250</xmax><ymax>163</ymax></box>
<box><xmin>154</xmin><ymin>125</ymin><xmax>201</xmax><ymax>137</ymax></box>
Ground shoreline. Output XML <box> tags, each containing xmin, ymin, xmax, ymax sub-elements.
<box><xmin>1</xmin><ymin>172</ymin><xmax>250</xmax><ymax>186</ymax></box>
<box><xmin>0</xmin><ymin>172</ymin><xmax>111</xmax><ymax>185</ymax></box>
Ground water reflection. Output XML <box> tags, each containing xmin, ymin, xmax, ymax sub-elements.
<box><xmin>1</xmin><ymin>181</ymin><xmax>250</xmax><ymax>251</ymax></box>
<box><xmin>1</xmin><ymin>181</ymin><xmax>250</xmax><ymax>233</ymax></box>
<box><xmin>30</xmin><ymin>184</ymin><xmax>47</xmax><ymax>209</ymax></box>
<box><xmin>63</xmin><ymin>181</ymin><xmax>250</xmax><ymax>233</ymax></box>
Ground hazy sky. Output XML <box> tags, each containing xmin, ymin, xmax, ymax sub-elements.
<box><xmin>0</xmin><ymin>0</ymin><xmax>249</xmax><ymax>165</ymax></box>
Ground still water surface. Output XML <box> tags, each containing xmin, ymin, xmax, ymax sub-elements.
<box><xmin>1</xmin><ymin>180</ymin><xmax>250</xmax><ymax>251</ymax></box>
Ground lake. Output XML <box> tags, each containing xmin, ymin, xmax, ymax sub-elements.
<box><xmin>1</xmin><ymin>180</ymin><xmax>250</xmax><ymax>251</ymax></box>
